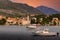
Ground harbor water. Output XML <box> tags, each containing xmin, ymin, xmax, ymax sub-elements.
<box><xmin>0</xmin><ymin>25</ymin><xmax>60</xmax><ymax>40</ymax></box>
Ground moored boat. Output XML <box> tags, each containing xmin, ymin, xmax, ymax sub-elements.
<box><xmin>33</xmin><ymin>28</ymin><xmax>57</xmax><ymax>37</ymax></box>
<box><xmin>26</xmin><ymin>24</ymin><xmax>37</xmax><ymax>29</ymax></box>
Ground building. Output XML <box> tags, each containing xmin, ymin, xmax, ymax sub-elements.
<box><xmin>39</xmin><ymin>18</ymin><xmax>43</xmax><ymax>22</ymax></box>
<box><xmin>52</xmin><ymin>18</ymin><xmax>59</xmax><ymax>26</ymax></box>
<box><xmin>21</xmin><ymin>16</ymin><xmax>30</xmax><ymax>25</ymax></box>
<box><xmin>6</xmin><ymin>17</ymin><xmax>18</xmax><ymax>25</ymax></box>
<box><xmin>0</xmin><ymin>15</ymin><xmax>6</xmax><ymax>20</ymax></box>
<box><xmin>0</xmin><ymin>15</ymin><xmax>31</xmax><ymax>25</ymax></box>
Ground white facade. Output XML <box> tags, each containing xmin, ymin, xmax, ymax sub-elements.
<box><xmin>22</xmin><ymin>16</ymin><xmax>30</xmax><ymax>25</ymax></box>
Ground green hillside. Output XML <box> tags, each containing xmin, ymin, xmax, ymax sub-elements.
<box><xmin>0</xmin><ymin>0</ymin><xmax>43</xmax><ymax>18</ymax></box>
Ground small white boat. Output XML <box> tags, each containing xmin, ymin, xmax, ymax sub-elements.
<box><xmin>34</xmin><ymin>28</ymin><xmax>57</xmax><ymax>36</ymax></box>
<box><xmin>27</xmin><ymin>24</ymin><xmax>36</xmax><ymax>29</ymax></box>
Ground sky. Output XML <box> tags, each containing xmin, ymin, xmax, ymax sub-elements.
<box><xmin>10</xmin><ymin>0</ymin><xmax>60</xmax><ymax>11</ymax></box>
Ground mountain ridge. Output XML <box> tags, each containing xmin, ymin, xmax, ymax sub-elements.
<box><xmin>36</xmin><ymin>6</ymin><xmax>60</xmax><ymax>15</ymax></box>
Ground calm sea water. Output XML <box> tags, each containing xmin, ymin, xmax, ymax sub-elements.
<box><xmin>0</xmin><ymin>25</ymin><xmax>60</xmax><ymax>40</ymax></box>
<box><xmin>0</xmin><ymin>25</ymin><xmax>59</xmax><ymax>35</ymax></box>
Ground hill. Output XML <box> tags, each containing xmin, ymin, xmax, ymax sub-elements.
<box><xmin>36</xmin><ymin>6</ymin><xmax>60</xmax><ymax>15</ymax></box>
<box><xmin>0</xmin><ymin>0</ymin><xmax>43</xmax><ymax>17</ymax></box>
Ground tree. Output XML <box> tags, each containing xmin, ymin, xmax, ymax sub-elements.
<box><xmin>0</xmin><ymin>18</ymin><xmax>6</xmax><ymax>25</ymax></box>
<box><xmin>53</xmin><ymin>21</ymin><xmax>56</xmax><ymax>25</ymax></box>
<box><xmin>50</xmin><ymin>13</ymin><xmax>60</xmax><ymax>20</ymax></box>
<box><xmin>31</xmin><ymin>19</ymin><xmax>36</xmax><ymax>24</ymax></box>
<box><xmin>34</xmin><ymin>14</ymin><xmax>46</xmax><ymax>24</ymax></box>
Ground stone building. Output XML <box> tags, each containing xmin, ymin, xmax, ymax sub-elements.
<box><xmin>6</xmin><ymin>17</ymin><xmax>17</xmax><ymax>25</ymax></box>
<box><xmin>20</xmin><ymin>16</ymin><xmax>30</xmax><ymax>25</ymax></box>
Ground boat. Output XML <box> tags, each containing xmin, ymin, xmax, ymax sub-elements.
<box><xmin>26</xmin><ymin>24</ymin><xmax>36</xmax><ymax>29</ymax></box>
<box><xmin>33</xmin><ymin>28</ymin><xmax>57</xmax><ymax>36</ymax></box>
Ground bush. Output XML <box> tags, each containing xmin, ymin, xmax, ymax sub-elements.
<box><xmin>0</xmin><ymin>18</ymin><xmax>6</xmax><ymax>25</ymax></box>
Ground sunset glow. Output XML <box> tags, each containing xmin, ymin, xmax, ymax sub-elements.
<box><xmin>11</xmin><ymin>0</ymin><xmax>60</xmax><ymax>11</ymax></box>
